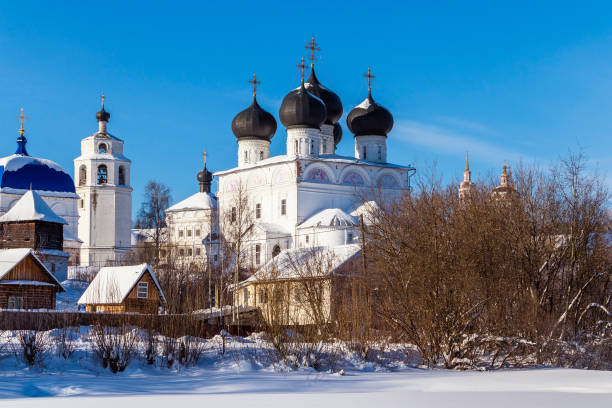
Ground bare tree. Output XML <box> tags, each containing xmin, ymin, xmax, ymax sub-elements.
<box><xmin>135</xmin><ymin>180</ymin><xmax>172</xmax><ymax>264</ymax></box>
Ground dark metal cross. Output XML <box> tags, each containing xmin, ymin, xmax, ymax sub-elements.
<box><xmin>305</xmin><ymin>36</ymin><xmax>320</xmax><ymax>65</ymax></box>
<box><xmin>297</xmin><ymin>57</ymin><xmax>308</xmax><ymax>83</ymax></box>
<box><xmin>248</xmin><ymin>74</ymin><xmax>261</xmax><ymax>96</ymax></box>
<box><xmin>202</xmin><ymin>149</ymin><xmax>208</xmax><ymax>167</ymax></box>
<box><xmin>16</xmin><ymin>108</ymin><xmax>29</xmax><ymax>136</ymax></box>
<box><xmin>363</xmin><ymin>67</ymin><xmax>375</xmax><ymax>94</ymax></box>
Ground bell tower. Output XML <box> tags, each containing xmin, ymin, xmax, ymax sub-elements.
<box><xmin>74</xmin><ymin>95</ymin><xmax>132</xmax><ymax>266</ymax></box>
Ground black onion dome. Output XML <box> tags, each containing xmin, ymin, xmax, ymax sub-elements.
<box><xmin>96</xmin><ymin>107</ymin><xmax>110</xmax><ymax>122</ymax></box>
<box><xmin>231</xmin><ymin>96</ymin><xmax>277</xmax><ymax>141</ymax></box>
<box><xmin>346</xmin><ymin>93</ymin><xmax>394</xmax><ymax>137</ymax></box>
<box><xmin>304</xmin><ymin>68</ymin><xmax>343</xmax><ymax>125</ymax></box>
<box><xmin>197</xmin><ymin>166</ymin><xmax>213</xmax><ymax>183</ymax></box>
<box><xmin>333</xmin><ymin>123</ymin><xmax>342</xmax><ymax>146</ymax></box>
<box><xmin>279</xmin><ymin>82</ymin><xmax>326</xmax><ymax>129</ymax></box>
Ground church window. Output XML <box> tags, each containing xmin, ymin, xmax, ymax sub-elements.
<box><xmin>305</xmin><ymin>235</ymin><xmax>309</xmax><ymax>244</ymax></box>
<box><xmin>294</xmin><ymin>140</ymin><xmax>298</xmax><ymax>155</ymax></box>
<box><xmin>118</xmin><ymin>166</ymin><xmax>126</xmax><ymax>185</ymax></box>
<box><xmin>195</xmin><ymin>229</ymin><xmax>201</xmax><ymax>237</ymax></box>
<box><xmin>79</xmin><ymin>199</ymin><xmax>84</xmax><ymax>209</ymax></box>
<box><xmin>310</xmin><ymin>140</ymin><xmax>315</xmax><ymax>154</ymax></box>
<box><xmin>281</xmin><ymin>199</ymin><xmax>286</xmax><ymax>215</ymax></box>
<box><xmin>79</xmin><ymin>166</ymin><xmax>87</xmax><ymax>186</ymax></box>
<box><xmin>137</xmin><ymin>282</ymin><xmax>148</xmax><ymax>299</ymax></box>
<box><xmin>255</xmin><ymin>244</ymin><xmax>261</xmax><ymax>264</ymax></box>
<box><xmin>378</xmin><ymin>146</ymin><xmax>382</xmax><ymax>161</ymax></box>
<box><xmin>272</xmin><ymin>245</ymin><xmax>281</xmax><ymax>258</ymax></box>
<box><xmin>347</xmin><ymin>233</ymin><xmax>353</xmax><ymax>243</ymax></box>
<box><xmin>160</xmin><ymin>250</ymin><xmax>167</xmax><ymax>258</ymax></box>
<box><xmin>231</xmin><ymin>207</ymin><xmax>236</xmax><ymax>223</ymax></box>
<box><xmin>362</xmin><ymin>146</ymin><xmax>367</xmax><ymax>160</ymax></box>
<box><xmin>98</xmin><ymin>143</ymin><xmax>108</xmax><ymax>154</ymax></box>
<box><xmin>179</xmin><ymin>230</ymin><xmax>184</xmax><ymax>238</ymax></box>
<box><xmin>244</xmin><ymin>151</ymin><xmax>248</xmax><ymax>163</ymax></box>
<box><xmin>188</xmin><ymin>248</ymin><xmax>193</xmax><ymax>256</ymax></box>
<box><xmin>255</xmin><ymin>203</ymin><xmax>261</xmax><ymax>219</ymax></box>
<box><xmin>259</xmin><ymin>151</ymin><xmax>264</xmax><ymax>161</ymax></box>
<box><xmin>187</xmin><ymin>229</ymin><xmax>192</xmax><ymax>237</ymax></box>
<box><xmin>97</xmin><ymin>165</ymin><xmax>108</xmax><ymax>184</ymax></box>
<box><xmin>196</xmin><ymin>248</ymin><xmax>201</xmax><ymax>256</ymax></box>
<box><xmin>179</xmin><ymin>249</ymin><xmax>185</xmax><ymax>256</ymax></box>
<box><xmin>214</xmin><ymin>255</ymin><xmax>218</xmax><ymax>262</ymax></box>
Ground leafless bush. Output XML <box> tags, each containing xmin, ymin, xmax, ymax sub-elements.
<box><xmin>53</xmin><ymin>326</ymin><xmax>77</xmax><ymax>359</ymax></box>
<box><xmin>90</xmin><ymin>324</ymin><xmax>139</xmax><ymax>373</ymax></box>
<box><xmin>15</xmin><ymin>330</ymin><xmax>49</xmax><ymax>366</ymax></box>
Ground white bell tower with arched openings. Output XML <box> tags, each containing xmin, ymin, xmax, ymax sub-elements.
<box><xmin>73</xmin><ymin>95</ymin><xmax>132</xmax><ymax>266</ymax></box>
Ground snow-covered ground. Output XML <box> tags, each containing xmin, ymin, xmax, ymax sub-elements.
<box><xmin>4</xmin><ymin>284</ymin><xmax>611</xmax><ymax>407</ymax></box>
<box><xmin>0</xmin><ymin>367</ymin><xmax>611</xmax><ymax>407</ymax></box>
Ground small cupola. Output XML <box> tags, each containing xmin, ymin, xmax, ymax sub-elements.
<box><xmin>197</xmin><ymin>150</ymin><xmax>214</xmax><ymax>193</ymax></box>
<box><xmin>96</xmin><ymin>93</ymin><xmax>111</xmax><ymax>133</ymax></box>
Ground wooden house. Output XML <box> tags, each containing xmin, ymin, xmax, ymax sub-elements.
<box><xmin>0</xmin><ymin>248</ymin><xmax>65</xmax><ymax>309</ymax></box>
<box><xmin>0</xmin><ymin>190</ymin><xmax>70</xmax><ymax>280</ymax></box>
<box><xmin>78</xmin><ymin>264</ymin><xmax>166</xmax><ymax>313</ymax></box>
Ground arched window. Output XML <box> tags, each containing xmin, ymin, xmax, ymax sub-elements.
<box><xmin>97</xmin><ymin>165</ymin><xmax>108</xmax><ymax>184</ymax></box>
<box><xmin>244</xmin><ymin>150</ymin><xmax>248</xmax><ymax>163</ymax></box>
<box><xmin>79</xmin><ymin>165</ymin><xmax>87</xmax><ymax>186</ymax></box>
<box><xmin>259</xmin><ymin>151</ymin><xmax>264</xmax><ymax>161</ymax></box>
<box><xmin>295</xmin><ymin>140</ymin><xmax>298</xmax><ymax>154</ymax></box>
<box><xmin>118</xmin><ymin>166</ymin><xmax>126</xmax><ymax>185</ymax></box>
<box><xmin>272</xmin><ymin>245</ymin><xmax>281</xmax><ymax>258</ymax></box>
<box><xmin>362</xmin><ymin>146</ymin><xmax>367</xmax><ymax>160</ymax></box>
<box><xmin>98</xmin><ymin>143</ymin><xmax>108</xmax><ymax>154</ymax></box>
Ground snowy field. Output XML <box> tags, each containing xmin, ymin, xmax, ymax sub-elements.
<box><xmin>1</xmin><ymin>367</ymin><xmax>611</xmax><ymax>407</ymax></box>
<box><xmin>2</xmin><ymin>281</ymin><xmax>611</xmax><ymax>407</ymax></box>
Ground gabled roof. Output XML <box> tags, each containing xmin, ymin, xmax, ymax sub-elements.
<box><xmin>166</xmin><ymin>192</ymin><xmax>217</xmax><ymax>212</ymax></box>
<box><xmin>0</xmin><ymin>248</ymin><xmax>65</xmax><ymax>291</ymax></box>
<box><xmin>236</xmin><ymin>244</ymin><xmax>361</xmax><ymax>288</ymax></box>
<box><xmin>78</xmin><ymin>263</ymin><xmax>166</xmax><ymax>305</ymax></box>
<box><xmin>299</xmin><ymin>208</ymin><xmax>357</xmax><ymax>229</ymax></box>
<box><xmin>0</xmin><ymin>190</ymin><xmax>67</xmax><ymax>224</ymax></box>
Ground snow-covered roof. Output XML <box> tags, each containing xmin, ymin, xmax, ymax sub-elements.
<box><xmin>167</xmin><ymin>192</ymin><xmax>217</xmax><ymax>212</ymax></box>
<box><xmin>0</xmin><ymin>248</ymin><xmax>65</xmax><ymax>290</ymax></box>
<box><xmin>299</xmin><ymin>208</ymin><xmax>357</xmax><ymax>229</ymax></box>
<box><xmin>214</xmin><ymin>154</ymin><xmax>411</xmax><ymax>177</ymax></box>
<box><xmin>254</xmin><ymin>222</ymin><xmax>291</xmax><ymax>236</ymax></box>
<box><xmin>0</xmin><ymin>154</ymin><xmax>76</xmax><ymax>194</ymax></box>
<box><xmin>78</xmin><ymin>263</ymin><xmax>166</xmax><ymax>305</ymax></box>
<box><xmin>236</xmin><ymin>244</ymin><xmax>361</xmax><ymax>288</ymax></box>
<box><xmin>0</xmin><ymin>190</ymin><xmax>67</xmax><ymax>224</ymax></box>
<box><xmin>350</xmin><ymin>201</ymin><xmax>380</xmax><ymax>225</ymax></box>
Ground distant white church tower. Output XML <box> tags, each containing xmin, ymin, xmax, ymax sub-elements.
<box><xmin>74</xmin><ymin>95</ymin><xmax>132</xmax><ymax>266</ymax></box>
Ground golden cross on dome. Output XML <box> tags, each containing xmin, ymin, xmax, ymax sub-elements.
<box><xmin>297</xmin><ymin>57</ymin><xmax>308</xmax><ymax>84</ymax></box>
<box><xmin>305</xmin><ymin>36</ymin><xmax>320</xmax><ymax>66</ymax></box>
<box><xmin>248</xmin><ymin>74</ymin><xmax>261</xmax><ymax>97</ymax></box>
<box><xmin>503</xmin><ymin>165</ymin><xmax>509</xmax><ymax>174</ymax></box>
<box><xmin>202</xmin><ymin>149</ymin><xmax>208</xmax><ymax>167</ymax></box>
<box><xmin>16</xmin><ymin>108</ymin><xmax>29</xmax><ymax>136</ymax></box>
<box><xmin>101</xmin><ymin>92</ymin><xmax>106</xmax><ymax>109</ymax></box>
<box><xmin>363</xmin><ymin>67</ymin><xmax>375</xmax><ymax>95</ymax></box>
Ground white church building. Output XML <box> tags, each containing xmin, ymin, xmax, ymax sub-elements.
<box><xmin>165</xmin><ymin>45</ymin><xmax>415</xmax><ymax>276</ymax></box>
<box><xmin>73</xmin><ymin>97</ymin><xmax>133</xmax><ymax>266</ymax></box>
<box><xmin>214</xmin><ymin>60</ymin><xmax>414</xmax><ymax>269</ymax></box>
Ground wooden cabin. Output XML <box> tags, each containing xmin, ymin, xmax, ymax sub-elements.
<box><xmin>0</xmin><ymin>190</ymin><xmax>70</xmax><ymax>280</ymax></box>
<box><xmin>78</xmin><ymin>264</ymin><xmax>166</xmax><ymax>313</ymax></box>
<box><xmin>0</xmin><ymin>248</ymin><xmax>65</xmax><ymax>309</ymax></box>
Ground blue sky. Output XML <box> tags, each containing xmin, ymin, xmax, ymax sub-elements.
<box><xmin>1</xmin><ymin>1</ymin><xmax>612</xmax><ymax>218</ymax></box>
